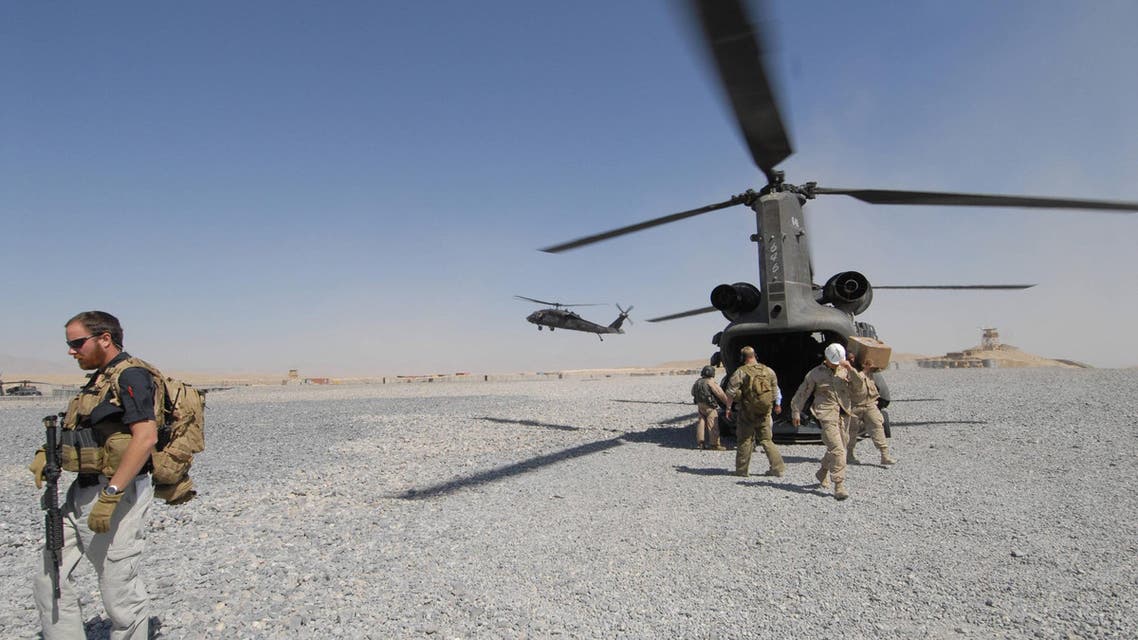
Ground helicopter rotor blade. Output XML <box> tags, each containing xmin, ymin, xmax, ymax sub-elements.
<box><xmin>875</xmin><ymin>284</ymin><xmax>1036</xmax><ymax>290</ymax></box>
<box><xmin>686</xmin><ymin>0</ymin><xmax>792</xmax><ymax>182</ymax></box>
<box><xmin>514</xmin><ymin>295</ymin><xmax>604</xmax><ymax>308</ymax></box>
<box><xmin>813</xmin><ymin>187</ymin><xmax>1138</xmax><ymax>212</ymax></box>
<box><xmin>541</xmin><ymin>196</ymin><xmax>746</xmax><ymax>253</ymax></box>
<box><xmin>514</xmin><ymin>295</ymin><xmax>561</xmax><ymax>306</ymax></box>
<box><xmin>646</xmin><ymin>306</ymin><xmax>718</xmax><ymax>323</ymax></box>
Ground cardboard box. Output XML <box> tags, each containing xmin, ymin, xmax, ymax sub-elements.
<box><xmin>848</xmin><ymin>336</ymin><xmax>892</xmax><ymax>369</ymax></box>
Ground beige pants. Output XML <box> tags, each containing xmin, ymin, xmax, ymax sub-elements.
<box><xmin>34</xmin><ymin>474</ymin><xmax>153</xmax><ymax>640</ymax></box>
<box><xmin>819</xmin><ymin>413</ymin><xmax>851</xmax><ymax>484</ymax></box>
<box><xmin>735</xmin><ymin>414</ymin><xmax>785</xmax><ymax>476</ymax></box>
<box><xmin>849</xmin><ymin>406</ymin><xmax>888</xmax><ymax>456</ymax></box>
<box><xmin>696</xmin><ymin>402</ymin><xmax>721</xmax><ymax>446</ymax></box>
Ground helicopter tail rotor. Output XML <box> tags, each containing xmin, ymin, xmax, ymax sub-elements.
<box><xmin>617</xmin><ymin>304</ymin><xmax>634</xmax><ymax>325</ymax></box>
<box><xmin>609</xmin><ymin>305</ymin><xmax>634</xmax><ymax>331</ymax></box>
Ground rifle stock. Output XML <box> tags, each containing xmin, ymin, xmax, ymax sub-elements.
<box><xmin>41</xmin><ymin>414</ymin><xmax>64</xmax><ymax>599</ymax></box>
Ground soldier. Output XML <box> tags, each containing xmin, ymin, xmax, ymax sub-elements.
<box><xmin>791</xmin><ymin>343</ymin><xmax>855</xmax><ymax>500</ymax></box>
<box><xmin>29</xmin><ymin>311</ymin><xmax>157</xmax><ymax>639</ymax></box>
<box><xmin>725</xmin><ymin>346</ymin><xmax>785</xmax><ymax>477</ymax></box>
<box><xmin>691</xmin><ymin>365</ymin><xmax>729</xmax><ymax>450</ymax></box>
<box><xmin>847</xmin><ymin>353</ymin><xmax>897</xmax><ymax>466</ymax></box>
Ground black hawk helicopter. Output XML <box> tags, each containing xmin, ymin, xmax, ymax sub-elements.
<box><xmin>516</xmin><ymin>296</ymin><xmax>633</xmax><ymax>341</ymax></box>
<box><xmin>542</xmin><ymin>0</ymin><xmax>1138</xmax><ymax>439</ymax></box>
<box><xmin>1</xmin><ymin>378</ymin><xmax>49</xmax><ymax>396</ymax></box>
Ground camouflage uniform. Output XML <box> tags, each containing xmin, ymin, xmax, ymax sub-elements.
<box><xmin>847</xmin><ymin>369</ymin><xmax>892</xmax><ymax>463</ymax></box>
<box><xmin>691</xmin><ymin>377</ymin><xmax>728</xmax><ymax>448</ymax></box>
<box><xmin>791</xmin><ymin>364</ymin><xmax>853</xmax><ymax>489</ymax></box>
<box><xmin>726</xmin><ymin>363</ymin><xmax>785</xmax><ymax>477</ymax></box>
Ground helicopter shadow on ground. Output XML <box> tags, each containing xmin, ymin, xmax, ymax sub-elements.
<box><xmin>655</xmin><ymin>412</ymin><xmax>700</xmax><ymax>427</ymax></box>
<box><xmin>394</xmin><ymin>411</ymin><xmax>709</xmax><ymax>499</ymax></box>
<box><xmin>621</xmin><ymin>422</ymin><xmax>695</xmax><ymax>449</ymax></box>
<box><xmin>610</xmin><ymin>399</ymin><xmax>694</xmax><ymax>406</ymax></box>
<box><xmin>478</xmin><ymin>416</ymin><xmax>624</xmax><ymax>433</ymax></box>
<box><xmin>392</xmin><ymin>436</ymin><xmax>626</xmax><ymax>500</ymax></box>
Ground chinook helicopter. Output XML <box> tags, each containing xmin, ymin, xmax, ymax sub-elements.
<box><xmin>515</xmin><ymin>296</ymin><xmax>633</xmax><ymax>341</ymax></box>
<box><xmin>542</xmin><ymin>0</ymin><xmax>1138</xmax><ymax>438</ymax></box>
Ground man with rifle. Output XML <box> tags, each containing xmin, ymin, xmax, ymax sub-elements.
<box><xmin>28</xmin><ymin>311</ymin><xmax>159</xmax><ymax>639</ymax></box>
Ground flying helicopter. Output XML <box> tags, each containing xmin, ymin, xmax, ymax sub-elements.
<box><xmin>541</xmin><ymin>0</ymin><xmax>1138</xmax><ymax>438</ymax></box>
<box><xmin>515</xmin><ymin>296</ymin><xmax>633</xmax><ymax>341</ymax></box>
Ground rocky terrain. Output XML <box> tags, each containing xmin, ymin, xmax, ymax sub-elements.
<box><xmin>1</xmin><ymin>368</ymin><xmax>1135</xmax><ymax>639</ymax></box>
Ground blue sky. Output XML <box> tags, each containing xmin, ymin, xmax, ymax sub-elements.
<box><xmin>3</xmin><ymin>1</ymin><xmax>1136</xmax><ymax>375</ymax></box>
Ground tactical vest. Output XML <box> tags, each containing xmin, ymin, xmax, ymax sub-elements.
<box><xmin>61</xmin><ymin>356</ymin><xmax>166</xmax><ymax>479</ymax></box>
<box><xmin>692</xmin><ymin>378</ymin><xmax>718</xmax><ymax>406</ymax></box>
<box><xmin>60</xmin><ymin>356</ymin><xmax>203</xmax><ymax>505</ymax></box>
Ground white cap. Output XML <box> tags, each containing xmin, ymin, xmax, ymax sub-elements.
<box><xmin>824</xmin><ymin>343</ymin><xmax>846</xmax><ymax>365</ymax></box>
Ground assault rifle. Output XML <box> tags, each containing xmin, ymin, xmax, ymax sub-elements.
<box><xmin>41</xmin><ymin>414</ymin><xmax>64</xmax><ymax>599</ymax></box>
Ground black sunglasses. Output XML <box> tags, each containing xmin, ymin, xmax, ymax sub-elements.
<box><xmin>66</xmin><ymin>334</ymin><xmax>101</xmax><ymax>350</ymax></box>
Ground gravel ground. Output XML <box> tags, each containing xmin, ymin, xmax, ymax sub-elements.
<box><xmin>1</xmin><ymin>368</ymin><xmax>1136</xmax><ymax>639</ymax></box>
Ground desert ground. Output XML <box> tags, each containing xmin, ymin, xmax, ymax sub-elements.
<box><xmin>1</xmin><ymin>367</ymin><xmax>1135</xmax><ymax>639</ymax></box>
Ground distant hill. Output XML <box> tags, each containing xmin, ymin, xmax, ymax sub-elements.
<box><xmin>0</xmin><ymin>354</ymin><xmax>75</xmax><ymax>376</ymax></box>
<box><xmin>916</xmin><ymin>344</ymin><xmax>1087</xmax><ymax>369</ymax></box>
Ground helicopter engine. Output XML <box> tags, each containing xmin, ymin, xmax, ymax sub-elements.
<box><xmin>818</xmin><ymin>271</ymin><xmax>873</xmax><ymax>316</ymax></box>
<box><xmin>710</xmin><ymin>282</ymin><xmax>761</xmax><ymax>321</ymax></box>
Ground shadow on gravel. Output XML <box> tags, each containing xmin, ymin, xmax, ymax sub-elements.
<box><xmin>891</xmin><ymin>420</ymin><xmax>987</xmax><ymax>427</ymax></box>
<box><xmin>739</xmin><ymin>479</ymin><xmax>831</xmax><ymax>497</ymax></box>
<box><xmin>622</xmin><ymin>424</ymin><xmax>695</xmax><ymax>449</ymax></box>
<box><xmin>479</xmin><ymin>416</ymin><xmax>623</xmax><ymax>433</ymax></box>
<box><xmin>392</xmin><ymin>438</ymin><xmax>625</xmax><ymax>499</ymax></box>
<box><xmin>889</xmin><ymin>398</ymin><xmax>943</xmax><ymax>402</ymax></box>
<box><xmin>655</xmin><ymin>412</ymin><xmax>700</xmax><ymax>426</ymax></box>
<box><xmin>611</xmin><ymin>399</ymin><xmax>693</xmax><ymax>406</ymax></box>
<box><xmin>674</xmin><ymin>465</ymin><xmax>735</xmax><ymax>476</ymax></box>
<box><xmin>399</xmin><ymin>417</ymin><xmax>703</xmax><ymax>498</ymax></box>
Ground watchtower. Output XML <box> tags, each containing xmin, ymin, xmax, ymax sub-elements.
<box><xmin>981</xmin><ymin>328</ymin><xmax>1000</xmax><ymax>351</ymax></box>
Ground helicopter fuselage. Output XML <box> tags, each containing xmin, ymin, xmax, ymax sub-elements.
<box><xmin>526</xmin><ymin>309</ymin><xmax>626</xmax><ymax>336</ymax></box>
<box><xmin>712</xmin><ymin>189</ymin><xmax>885</xmax><ymax>439</ymax></box>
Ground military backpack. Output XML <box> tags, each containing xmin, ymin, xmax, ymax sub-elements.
<box><xmin>738</xmin><ymin>365</ymin><xmax>776</xmax><ymax>420</ymax></box>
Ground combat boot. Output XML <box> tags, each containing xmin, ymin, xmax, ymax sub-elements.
<box><xmin>763</xmin><ymin>467</ymin><xmax>784</xmax><ymax>478</ymax></box>
<box><xmin>815</xmin><ymin>468</ymin><xmax>830</xmax><ymax>488</ymax></box>
<box><xmin>880</xmin><ymin>451</ymin><xmax>897</xmax><ymax>465</ymax></box>
<box><xmin>833</xmin><ymin>481</ymin><xmax>849</xmax><ymax>501</ymax></box>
